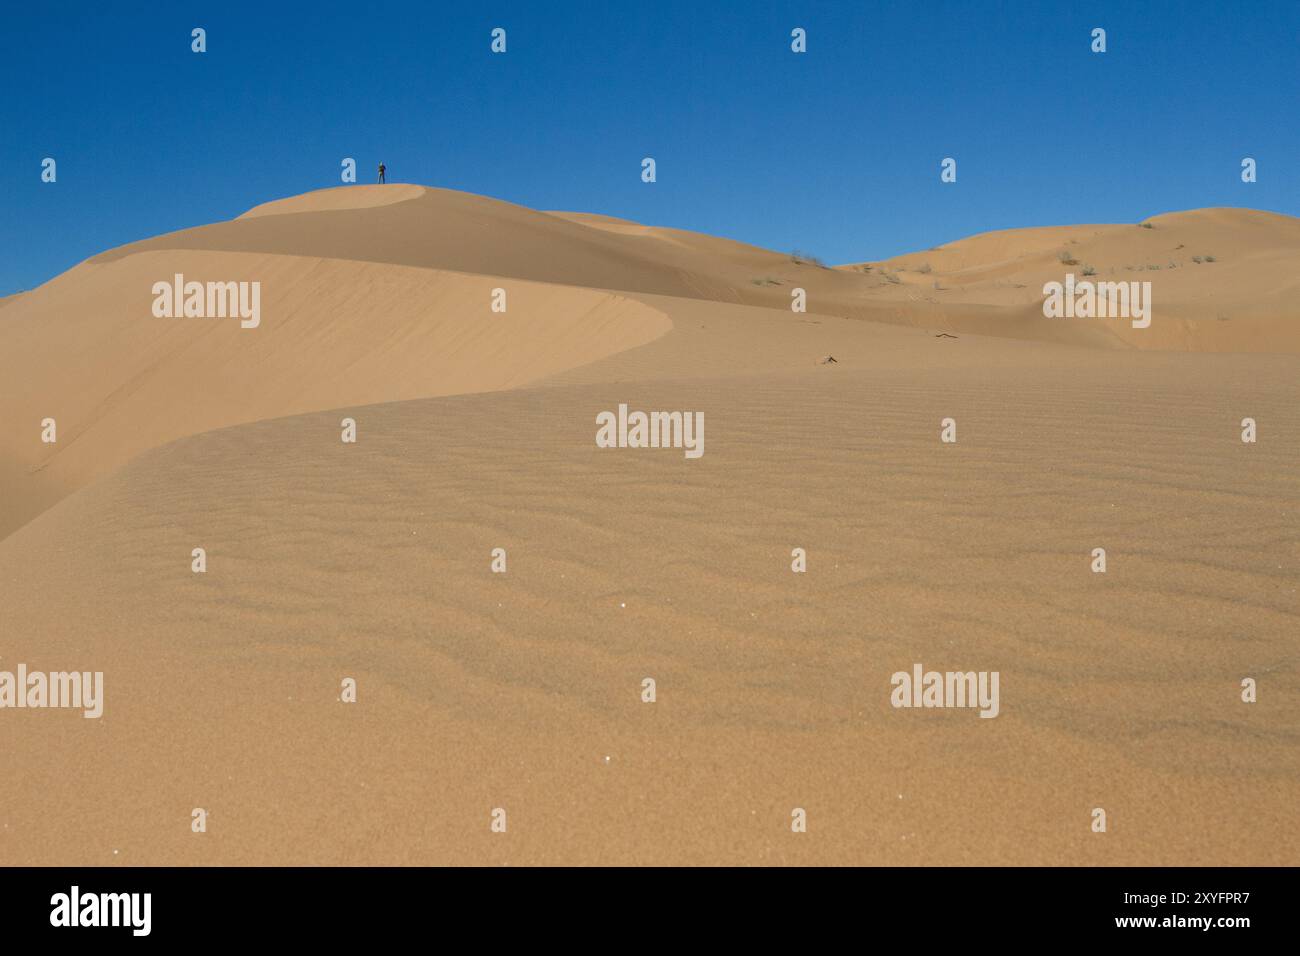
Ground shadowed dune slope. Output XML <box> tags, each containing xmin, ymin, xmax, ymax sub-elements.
<box><xmin>93</xmin><ymin>185</ymin><xmax>871</xmax><ymax>309</ymax></box>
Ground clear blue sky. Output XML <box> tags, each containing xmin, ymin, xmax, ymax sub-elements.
<box><xmin>3</xmin><ymin>0</ymin><xmax>1297</xmax><ymax>296</ymax></box>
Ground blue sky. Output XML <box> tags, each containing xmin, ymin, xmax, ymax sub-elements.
<box><xmin>2</xmin><ymin>0</ymin><xmax>1297</xmax><ymax>295</ymax></box>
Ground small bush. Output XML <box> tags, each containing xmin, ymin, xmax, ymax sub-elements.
<box><xmin>1081</xmin><ymin>264</ymin><xmax>1097</xmax><ymax>276</ymax></box>
<box><xmin>917</xmin><ymin>263</ymin><xmax>932</xmax><ymax>274</ymax></box>
<box><xmin>1205</xmin><ymin>255</ymin><xmax>1217</xmax><ymax>262</ymax></box>
<box><xmin>1192</xmin><ymin>256</ymin><xmax>1203</xmax><ymax>264</ymax></box>
<box><xmin>1139</xmin><ymin>222</ymin><xmax>1155</xmax><ymax>229</ymax></box>
<box><xmin>1057</xmin><ymin>250</ymin><xmax>1079</xmax><ymax>266</ymax></box>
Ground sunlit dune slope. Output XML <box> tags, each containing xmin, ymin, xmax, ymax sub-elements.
<box><xmin>0</xmin><ymin>358</ymin><xmax>1294</xmax><ymax>865</ymax></box>
<box><xmin>0</xmin><ymin>249</ymin><xmax>669</xmax><ymax>538</ymax></box>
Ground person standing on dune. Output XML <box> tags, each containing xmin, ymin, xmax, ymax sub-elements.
<box><xmin>378</xmin><ymin>162</ymin><xmax>386</xmax><ymax>184</ymax></box>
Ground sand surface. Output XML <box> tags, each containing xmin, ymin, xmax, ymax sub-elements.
<box><xmin>0</xmin><ymin>186</ymin><xmax>1296</xmax><ymax>865</ymax></box>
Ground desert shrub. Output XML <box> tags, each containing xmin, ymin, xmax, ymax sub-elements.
<box><xmin>1081</xmin><ymin>264</ymin><xmax>1097</xmax><ymax>276</ymax></box>
<box><xmin>791</xmin><ymin>250</ymin><xmax>827</xmax><ymax>268</ymax></box>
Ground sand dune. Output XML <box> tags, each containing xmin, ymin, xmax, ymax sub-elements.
<box><xmin>1</xmin><ymin>186</ymin><xmax>1296</xmax><ymax>865</ymax></box>
<box><xmin>92</xmin><ymin>185</ymin><xmax>847</xmax><ymax>306</ymax></box>
<box><xmin>98</xmin><ymin>187</ymin><xmax>1300</xmax><ymax>351</ymax></box>
<box><xmin>846</xmin><ymin>207</ymin><xmax>1300</xmax><ymax>351</ymax></box>
<box><xmin>6</xmin><ymin>186</ymin><xmax>1296</xmax><ymax>541</ymax></box>
<box><xmin>1</xmin><ymin>358</ymin><xmax>1295</xmax><ymax>865</ymax></box>
<box><xmin>0</xmin><ymin>245</ymin><xmax>670</xmax><ymax>538</ymax></box>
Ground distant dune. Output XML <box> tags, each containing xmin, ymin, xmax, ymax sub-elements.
<box><xmin>844</xmin><ymin>207</ymin><xmax>1300</xmax><ymax>351</ymax></box>
<box><xmin>1</xmin><ymin>186</ymin><xmax>1295</xmax><ymax>865</ymax></box>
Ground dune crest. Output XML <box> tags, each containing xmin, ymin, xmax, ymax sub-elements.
<box><xmin>238</xmin><ymin>184</ymin><xmax>427</xmax><ymax>219</ymax></box>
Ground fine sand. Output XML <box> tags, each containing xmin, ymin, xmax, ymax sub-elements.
<box><xmin>0</xmin><ymin>185</ymin><xmax>1296</xmax><ymax>865</ymax></box>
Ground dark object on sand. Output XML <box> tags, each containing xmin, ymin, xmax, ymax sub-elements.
<box><xmin>935</xmin><ymin>332</ymin><xmax>958</xmax><ymax>338</ymax></box>
<box><xmin>818</xmin><ymin>355</ymin><xmax>838</xmax><ymax>364</ymax></box>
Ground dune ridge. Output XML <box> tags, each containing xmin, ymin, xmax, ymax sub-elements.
<box><xmin>6</xmin><ymin>186</ymin><xmax>1297</xmax><ymax>540</ymax></box>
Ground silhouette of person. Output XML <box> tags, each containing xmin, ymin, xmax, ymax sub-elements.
<box><xmin>378</xmin><ymin>162</ymin><xmax>386</xmax><ymax>184</ymax></box>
